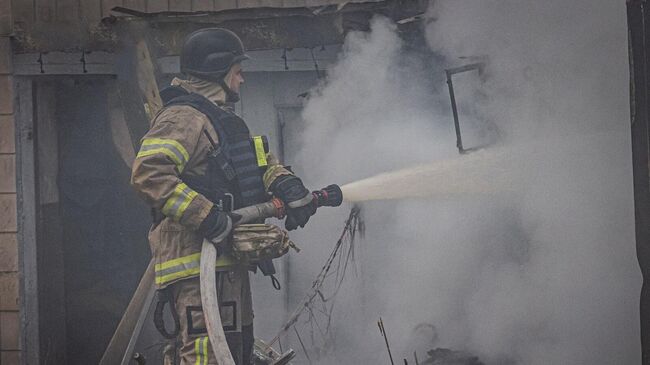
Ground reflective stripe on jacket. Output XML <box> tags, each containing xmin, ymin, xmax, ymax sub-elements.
<box><xmin>154</xmin><ymin>251</ymin><xmax>239</xmax><ymax>285</ymax></box>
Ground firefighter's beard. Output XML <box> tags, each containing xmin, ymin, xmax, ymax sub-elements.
<box><xmin>221</xmin><ymin>80</ymin><xmax>240</xmax><ymax>104</ymax></box>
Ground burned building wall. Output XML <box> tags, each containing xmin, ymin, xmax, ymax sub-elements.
<box><xmin>0</xmin><ymin>0</ymin><xmax>19</xmax><ymax>362</ymax></box>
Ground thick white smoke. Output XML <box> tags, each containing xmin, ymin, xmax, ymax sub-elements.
<box><xmin>277</xmin><ymin>1</ymin><xmax>640</xmax><ymax>364</ymax></box>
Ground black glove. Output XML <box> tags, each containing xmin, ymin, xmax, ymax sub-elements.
<box><xmin>270</xmin><ymin>175</ymin><xmax>316</xmax><ymax>231</ymax></box>
<box><xmin>285</xmin><ymin>203</ymin><xmax>317</xmax><ymax>231</ymax></box>
<box><xmin>198</xmin><ymin>207</ymin><xmax>241</xmax><ymax>244</ymax></box>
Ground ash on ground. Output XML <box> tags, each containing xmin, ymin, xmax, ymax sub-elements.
<box><xmin>419</xmin><ymin>348</ymin><xmax>484</xmax><ymax>365</ymax></box>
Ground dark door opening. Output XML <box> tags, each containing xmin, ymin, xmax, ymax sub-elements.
<box><xmin>33</xmin><ymin>77</ymin><xmax>151</xmax><ymax>364</ymax></box>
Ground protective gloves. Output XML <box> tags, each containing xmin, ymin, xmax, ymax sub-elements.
<box><xmin>198</xmin><ymin>207</ymin><xmax>241</xmax><ymax>244</ymax></box>
<box><xmin>270</xmin><ymin>175</ymin><xmax>316</xmax><ymax>231</ymax></box>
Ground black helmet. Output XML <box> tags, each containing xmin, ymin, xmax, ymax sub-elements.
<box><xmin>180</xmin><ymin>28</ymin><xmax>250</xmax><ymax>83</ymax></box>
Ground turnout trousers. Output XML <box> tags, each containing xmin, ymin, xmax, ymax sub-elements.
<box><xmin>170</xmin><ymin>268</ymin><xmax>254</xmax><ymax>365</ymax></box>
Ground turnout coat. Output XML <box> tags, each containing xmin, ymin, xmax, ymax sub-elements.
<box><xmin>131</xmin><ymin>77</ymin><xmax>291</xmax><ymax>295</ymax></box>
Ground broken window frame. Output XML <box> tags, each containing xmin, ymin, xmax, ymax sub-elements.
<box><xmin>445</xmin><ymin>62</ymin><xmax>486</xmax><ymax>154</ymax></box>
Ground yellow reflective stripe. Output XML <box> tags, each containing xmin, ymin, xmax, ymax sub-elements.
<box><xmin>203</xmin><ymin>337</ymin><xmax>209</xmax><ymax>365</ymax></box>
<box><xmin>155</xmin><ymin>252</ymin><xmax>200</xmax><ymax>285</ymax></box>
<box><xmin>162</xmin><ymin>183</ymin><xmax>198</xmax><ymax>221</ymax></box>
<box><xmin>194</xmin><ymin>336</ymin><xmax>208</xmax><ymax>365</ymax></box>
<box><xmin>136</xmin><ymin>148</ymin><xmax>183</xmax><ymax>169</ymax></box>
<box><xmin>142</xmin><ymin>138</ymin><xmax>190</xmax><ymax>162</ymax></box>
<box><xmin>137</xmin><ymin>138</ymin><xmax>190</xmax><ymax>172</ymax></box>
<box><xmin>253</xmin><ymin>136</ymin><xmax>268</xmax><ymax>167</ymax></box>
<box><xmin>154</xmin><ymin>253</ymin><xmax>240</xmax><ymax>285</ymax></box>
<box><xmin>156</xmin><ymin>267</ymin><xmax>201</xmax><ymax>285</ymax></box>
<box><xmin>156</xmin><ymin>252</ymin><xmax>201</xmax><ymax>271</ymax></box>
<box><xmin>194</xmin><ymin>338</ymin><xmax>200</xmax><ymax>365</ymax></box>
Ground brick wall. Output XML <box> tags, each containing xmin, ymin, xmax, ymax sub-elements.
<box><xmin>0</xmin><ymin>0</ymin><xmax>19</xmax><ymax>363</ymax></box>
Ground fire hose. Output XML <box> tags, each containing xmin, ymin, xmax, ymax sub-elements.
<box><xmin>200</xmin><ymin>185</ymin><xmax>343</xmax><ymax>364</ymax></box>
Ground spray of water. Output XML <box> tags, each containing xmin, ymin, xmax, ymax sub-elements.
<box><xmin>340</xmin><ymin>147</ymin><xmax>518</xmax><ymax>202</ymax></box>
<box><xmin>339</xmin><ymin>131</ymin><xmax>620</xmax><ymax>204</ymax></box>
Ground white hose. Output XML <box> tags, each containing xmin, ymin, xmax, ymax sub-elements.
<box><xmin>199</xmin><ymin>200</ymin><xmax>280</xmax><ymax>363</ymax></box>
<box><xmin>200</xmin><ymin>239</ymin><xmax>236</xmax><ymax>365</ymax></box>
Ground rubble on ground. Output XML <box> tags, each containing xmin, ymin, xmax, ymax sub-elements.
<box><xmin>419</xmin><ymin>348</ymin><xmax>485</xmax><ymax>365</ymax></box>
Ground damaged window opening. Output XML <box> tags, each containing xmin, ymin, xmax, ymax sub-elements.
<box><xmin>445</xmin><ymin>62</ymin><xmax>486</xmax><ymax>154</ymax></box>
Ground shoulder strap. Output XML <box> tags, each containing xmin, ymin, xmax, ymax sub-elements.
<box><xmin>160</xmin><ymin>85</ymin><xmax>190</xmax><ymax>105</ymax></box>
<box><xmin>164</xmin><ymin>93</ymin><xmax>249</xmax><ymax>145</ymax></box>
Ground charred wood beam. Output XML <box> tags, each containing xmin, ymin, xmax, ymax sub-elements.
<box><xmin>12</xmin><ymin>0</ymin><xmax>428</xmax><ymax>54</ymax></box>
<box><xmin>12</xmin><ymin>12</ymin><xmax>347</xmax><ymax>53</ymax></box>
<box><xmin>12</xmin><ymin>22</ymin><xmax>117</xmax><ymax>54</ymax></box>
<box><xmin>108</xmin><ymin>0</ymin><xmax>426</xmax><ymax>23</ymax></box>
<box><xmin>140</xmin><ymin>14</ymin><xmax>347</xmax><ymax>56</ymax></box>
<box><xmin>111</xmin><ymin>25</ymin><xmax>159</xmax><ymax>148</ymax></box>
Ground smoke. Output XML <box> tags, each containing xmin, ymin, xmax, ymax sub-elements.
<box><xmin>279</xmin><ymin>1</ymin><xmax>640</xmax><ymax>364</ymax></box>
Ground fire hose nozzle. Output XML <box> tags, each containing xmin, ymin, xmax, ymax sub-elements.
<box><xmin>236</xmin><ymin>184</ymin><xmax>343</xmax><ymax>223</ymax></box>
<box><xmin>312</xmin><ymin>184</ymin><xmax>343</xmax><ymax>208</ymax></box>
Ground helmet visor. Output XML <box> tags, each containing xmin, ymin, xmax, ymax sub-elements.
<box><xmin>233</xmin><ymin>53</ymin><xmax>251</xmax><ymax>65</ymax></box>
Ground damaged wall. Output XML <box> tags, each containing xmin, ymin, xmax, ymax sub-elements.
<box><xmin>0</xmin><ymin>0</ymin><xmax>20</xmax><ymax>362</ymax></box>
<box><xmin>9</xmin><ymin>0</ymin><xmax>421</xmax><ymax>54</ymax></box>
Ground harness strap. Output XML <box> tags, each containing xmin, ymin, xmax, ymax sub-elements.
<box><xmin>166</xmin><ymin>92</ymin><xmax>268</xmax><ymax>208</ymax></box>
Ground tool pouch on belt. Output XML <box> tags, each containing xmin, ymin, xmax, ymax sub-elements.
<box><xmin>231</xmin><ymin>224</ymin><xmax>299</xmax><ymax>263</ymax></box>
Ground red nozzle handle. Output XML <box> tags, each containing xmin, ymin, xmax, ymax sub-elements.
<box><xmin>271</xmin><ymin>197</ymin><xmax>286</xmax><ymax>219</ymax></box>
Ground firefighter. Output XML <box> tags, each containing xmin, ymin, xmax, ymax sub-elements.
<box><xmin>131</xmin><ymin>28</ymin><xmax>316</xmax><ymax>364</ymax></box>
